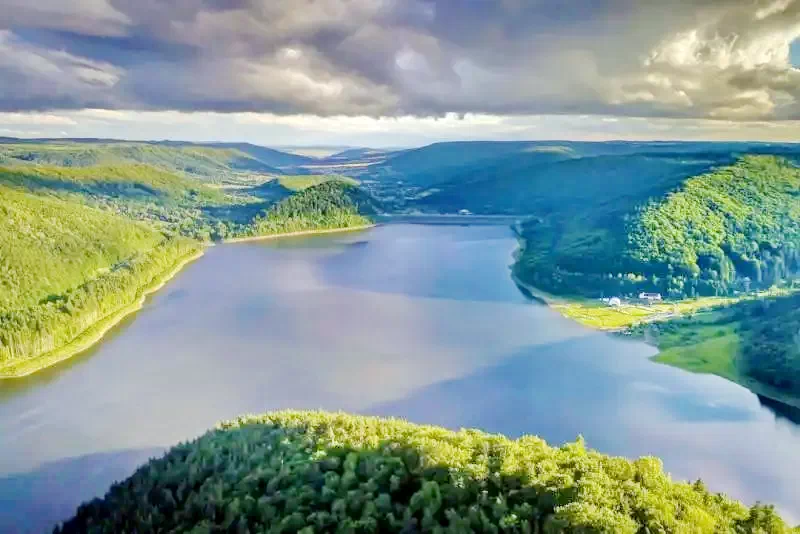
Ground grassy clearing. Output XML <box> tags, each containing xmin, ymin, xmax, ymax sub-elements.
<box><xmin>653</xmin><ymin>325</ymin><xmax>741</xmax><ymax>382</ymax></box>
<box><xmin>549</xmin><ymin>296</ymin><xmax>736</xmax><ymax>330</ymax></box>
<box><xmin>545</xmin><ymin>288</ymin><xmax>795</xmax><ymax>331</ymax></box>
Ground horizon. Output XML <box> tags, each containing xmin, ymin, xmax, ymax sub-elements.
<box><xmin>3</xmin><ymin>133</ymin><xmax>800</xmax><ymax>152</ymax></box>
<box><xmin>1</xmin><ymin>1</ymin><xmax>799</xmax><ymax>145</ymax></box>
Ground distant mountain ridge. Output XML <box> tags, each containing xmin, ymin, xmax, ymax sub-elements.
<box><xmin>369</xmin><ymin>139</ymin><xmax>800</xmax><ymax>190</ymax></box>
<box><xmin>0</xmin><ymin>137</ymin><xmax>317</xmax><ymax>176</ymax></box>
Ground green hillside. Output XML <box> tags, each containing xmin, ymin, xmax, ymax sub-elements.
<box><xmin>514</xmin><ymin>156</ymin><xmax>800</xmax><ymax>299</ymax></box>
<box><xmin>204</xmin><ymin>142</ymin><xmax>316</xmax><ymax>168</ymax></box>
<box><xmin>0</xmin><ymin>164</ymin><xmax>255</xmax><ymax>241</ymax></box>
<box><xmin>57</xmin><ymin>411</ymin><xmax>796</xmax><ymax>533</ymax></box>
<box><xmin>367</xmin><ymin>140</ymin><xmax>800</xmax><ymax>194</ymax></box>
<box><xmin>626</xmin><ymin>156</ymin><xmax>800</xmax><ymax>297</ymax></box>
<box><xmin>378</xmin><ymin>142</ymin><xmax>570</xmax><ymax>187</ymax></box>
<box><xmin>0</xmin><ymin>142</ymin><xmax>283</xmax><ymax>179</ymax></box>
<box><xmin>0</xmin><ymin>185</ymin><xmax>201</xmax><ymax>376</ymax></box>
<box><xmin>415</xmin><ymin>153</ymin><xmax>718</xmax><ymax>214</ymax></box>
<box><xmin>245</xmin><ymin>181</ymin><xmax>378</xmax><ymax>237</ymax></box>
<box><xmin>247</xmin><ymin>174</ymin><xmax>360</xmax><ymax>205</ymax></box>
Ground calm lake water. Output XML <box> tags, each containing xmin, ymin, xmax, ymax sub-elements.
<box><xmin>1</xmin><ymin>224</ymin><xmax>799</xmax><ymax>532</ymax></box>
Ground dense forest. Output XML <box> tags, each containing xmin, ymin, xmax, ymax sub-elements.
<box><xmin>626</xmin><ymin>156</ymin><xmax>800</xmax><ymax>298</ymax></box>
<box><xmin>0</xmin><ymin>184</ymin><xmax>202</xmax><ymax>375</ymax></box>
<box><xmin>58</xmin><ymin>411</ymin><xmax>797</xmax><ymax>533</ymax></box>
<box><xmin>514</xmin><ymin>156</ymin><xmax>800</xmax><ymax>299</ymax></box>
<box><xmin>245</xmin><ymin>181</ymin><xmax>378</xmax><ymax>237</ymax></box>
<box><xmin>0</xmin><ymin>143</ymin><xmax>378</xmax><ymax>376</ymax></box>
<box><xmin>739</xmin><ymin>294</ymin><xmax>800</xmax><ymax>394</ymax></box>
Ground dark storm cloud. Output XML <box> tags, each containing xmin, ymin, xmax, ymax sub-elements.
<box><xmin>0</xmin><ymin>0</ymin><xmax>799</xmax><ymax>119</ymax></box>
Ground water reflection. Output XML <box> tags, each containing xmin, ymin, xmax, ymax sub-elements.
<box><xmin>0</xmin><ymin>448</ymin><xmax>163</xmax><ymax>534</ymax></box>
<box><xmin>0</xmin><ymin>224</ymin><xmax>798</xmax><ymax>532</ymax></box>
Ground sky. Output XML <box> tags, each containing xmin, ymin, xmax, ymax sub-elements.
<box><xmin>1</xmin><ymin>0</ymin><xmax>799</xmax><ymax>147</ymax></box>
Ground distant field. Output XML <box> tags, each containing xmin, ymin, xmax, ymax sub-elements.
<box><xmin>549</xmin><ymin>290</ymin><xmax>793</xmax><ymax>330</ymax></box>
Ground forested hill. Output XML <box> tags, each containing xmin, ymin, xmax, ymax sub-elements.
<box><xmin>414</xmin><ymin>152</ymin><xmax>720</xmax><ymax>214</ymax></box>
<box><xmin>368</xmin><ymin>140</ymin><xmax>800</xmax><ymax>191</ymax></box>
<box><xmin>0</xmin><ymin>140</ymin><xmax>311</xmax><ymax>179</ymax></box>
<box><xmin>626</xmin><ymin>156</ymin><xmax>800</xmax><ymax>297</ymax></box>
<box><xmin>58</xmin><ymin>411</ymin><xmax>798</xmax><ymax>533</ymax></box>
<box><xmin>0</xmin><ymin>184</ymin><xmax>201</xmax><ymax>376</ymax></box>
<box><xmin>245</xmin><ymin>181</ymin><xmax>379</xmax><ymax>236</ymax></box>
<box><xmin>514</xmin><ymin>155</ymin><xmax>800</xmax><ymax>299</ymax></box>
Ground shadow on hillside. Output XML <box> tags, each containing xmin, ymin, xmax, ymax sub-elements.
<box><xmin>0</xmin><ymin>447</ymin><xmax>164</xmax><ymax>534</ymax></box>
<box><xmin>202</xmin><ymin>200</ymin><xmax>273</xmax><ymax>225</ymax></box>
<box><xmin>757</xmin><ymin>394</ymin><xmax>800</xmax><ymax>425</ymax></box>
<box><xmin>0</xmin><ymin>168</ymin><xmax>168</xmax><ymax>200</ymax></box>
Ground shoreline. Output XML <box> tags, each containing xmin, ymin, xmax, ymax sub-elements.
<box><xmin>512</xmin><ymin>272</ymin><xmax>800</xmax><ymax>409</ymax></box>
<box><xmin>0</xmin><ymin>224</ymin><xmax>375</xmax><ymax>379</ymax></box>
<box><xmin>223</xmin><ymin>224</ymin><xmax>376</xmax><ymax>244</ymax></box>
<box><xmin>0</xmin><ymin>249</ymin><xmax>205</xmax><ymax>380</ymax></box>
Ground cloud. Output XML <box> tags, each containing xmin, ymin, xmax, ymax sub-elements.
<box><xmin>0</xmin><ymin>30</ymin><xmax>124</xmax><ymax>110</ymax></box>
<box><xmin>0</xmin><ymin>0</ymin><xmax>798</xmax><ymax>120</ymax></box>
<box><xmin>0</xmin><ymin>0</ymin><xmax>130</xmax><ymax>37</ymax></box>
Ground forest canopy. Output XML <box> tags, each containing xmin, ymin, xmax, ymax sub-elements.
<box><xmin>57</xmin><ymin>411</ymin><xmax>797</xmax><ymax>533</ymax></box>
<box><xmin>514</xmin><ymin>156</ymin><xmax>800</xmax><ymax>299</ymax></box>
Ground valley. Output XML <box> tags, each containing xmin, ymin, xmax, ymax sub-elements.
<box><xmin>2</xmin><ymin>224</ymin><xmax>800</xmax><ymax>533</ymax></box>
<box><xmin>1</xmin><ymin>138</ymin><xmax>800</xmax><ymax>531</ymax></box>
<box><xmin>351</xmin><ymin>141</ymin><xmax>800</xmax><ymax>410</ymax></box>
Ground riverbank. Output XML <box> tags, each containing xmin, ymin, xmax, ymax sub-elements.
<box><xmin>376</xmin><ymin>214</ymin><xmax>525</xmax><ymax>226</ymax></box>
<box><xmin>0</xmin><ymin>224</ymin><xmax>376</xmax><ymax>379</ymax></box>
<box><xmin>514</xmin><ymin>271</ymin><xmax>800</xmax><ymax>409</ymax></box>
<box><xmin>223</xmin><ymin>224</ymin><xmax>376</xmax><ymax>244</ymax></box>
<box><xmin>511</xmin><ymin>272</ymin><xmax>737</xmax><ymax>330</ymax></box>
<box><xmin>0</xmin><ymin>249</ymin><xmax>205</xmax><ymax>379</ymax></box>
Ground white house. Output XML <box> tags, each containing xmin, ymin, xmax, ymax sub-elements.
<box><xmin>608</xmin><ymin>297</ymin><xmax>622</xmax><ymax>307</ymax></box>
<box><xmin>638</xmin><ymin>292</ymin><xmax>663</xmax><ymax>302</ymax></box>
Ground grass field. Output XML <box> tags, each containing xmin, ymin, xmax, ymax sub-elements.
<box><xmin>549</xmin><ymin>297</ymin><xmax>738</xmax><ymax>330</ymax></box>
<box><xmin>547</xmin><ymin>289</ymin><xmax>795</xmax><ymax>331</ymax></box>
<box><xmin>653</xmin><ymin>323</ymin><xmax>741</xmax><ymax>382</ymax></box>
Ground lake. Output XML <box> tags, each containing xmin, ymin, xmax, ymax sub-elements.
<box><xmin>1</xmin><ymin>223</ymin><xmax>799</xmax><ymax>532</ymax></box>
